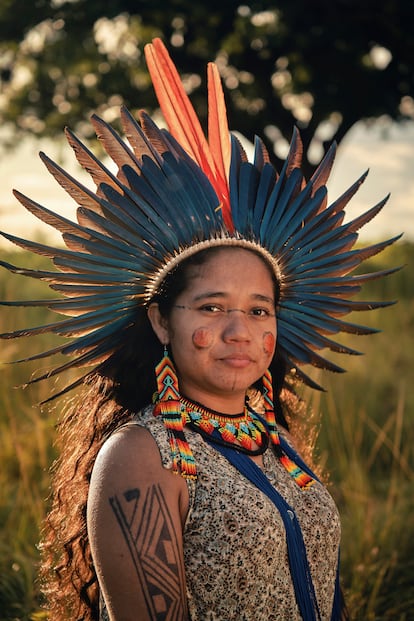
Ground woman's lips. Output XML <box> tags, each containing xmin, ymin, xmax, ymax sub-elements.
<box><xmin>220</xmin><ymin>354</ymin><xmax>253</xmax><ymax>368</ymax></box>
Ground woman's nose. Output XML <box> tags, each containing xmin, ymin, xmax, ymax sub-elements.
<box><xmin>222</xmin><ymin>309</ymin><xmax>251</xmax><ymax>341</ymax></box>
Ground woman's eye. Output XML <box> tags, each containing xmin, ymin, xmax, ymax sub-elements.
<box><xmin>199</xmin><ymin>304</ymin><xmax>223</xmax><ymax>314</ymax></box>
<box><xmin>196</xmin><ymin>305</ymin><xmax>275</xmax><ymax>317</ymax></box>
<box><xmin>250</xmin><ymin>308</ymin><xmax>273</xmax><ymax>318</ymax></box>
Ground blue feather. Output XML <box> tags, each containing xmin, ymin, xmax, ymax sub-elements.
<box><xmin>265</xmin><ymin>186</ymin><xmax>326</xmax><ymax>252</ymax></box>
<box><xmin>100</xmin><ymin>179</ymin><xmax>180</xmax><ymax>251</ymax></box>
<box><xmin>277</xmin><ymin>327</ymin><xmax>347</xmax><ymax>372</ymax></box>
<box><xmin>260</xmin><ymin>168</ymin><xmax>303</xmax><ymax>241</ymax></box>
<box><xmin>76</xmin><ymin>203</ymin><xmax>167</xmax><ymax>258</ymax></box>
<box><xmin>279</xmin><ymin>202</ymin><xmax>345</xmax><ymax>256</ymax></box>
<box><xmin>252</xmin><ymin>163</ymin><xmax>277</xmax><ymax>235</ymax></box>
<box><xmin>286</xmin><ymin>232</ymin><xmax>358</xmax><ymax>272</ymax></box>
<box><xmin>124</xmin><ymin>157</ymin><xmax>191</xmax><ymax>245</ymax></box>
<box><xmin>237</xmin><ymin>162</ymin><xmax>260</xmax><ymax>234</ymax></box>
<box><xmin>279</xmin><ymin>302</ymin><xmax>379</xmax><ymax>336</ymax></box>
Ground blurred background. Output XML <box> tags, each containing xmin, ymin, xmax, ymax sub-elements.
<box><xmin>0</xmin><ymin>1</ymin><xmax>413</xmax><ymax>619</ymax></box>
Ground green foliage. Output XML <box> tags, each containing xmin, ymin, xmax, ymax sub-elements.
<box><xmin>0</xmin><ymin>243</ymin><xmax>413</xmax><ymax>618</ymax></box>
<box><xmin>1</xmin><ymin>1</ymin><xmax>413</xmax><ymax>175</ymax></box>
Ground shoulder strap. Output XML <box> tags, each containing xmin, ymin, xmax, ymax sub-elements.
<box><xmin>209</xmin><ymin>437</ymin><xmax>343</xmax><ymax>620</ymax></box>
<box><xmin>211</xmin><ymin>440</ymin><xmax>321</xmax><ymax>621</ymax></box>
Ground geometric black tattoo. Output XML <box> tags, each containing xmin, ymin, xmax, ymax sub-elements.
<box><xmin>110</xmin><ymin>485</ymin><xmax>187</xmax><ymax>620</ymax></box>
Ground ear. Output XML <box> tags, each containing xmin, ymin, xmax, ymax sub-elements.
<box><xmin>147</xmin><ymin>303</ymin><xmax>170</xmax><ymax>345</ymax></box>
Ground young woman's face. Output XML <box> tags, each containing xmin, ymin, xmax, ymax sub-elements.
<box><xmin>149</xmin><ymin>248</ymin><xmax>277</xmax><ymax>412</ymax></box>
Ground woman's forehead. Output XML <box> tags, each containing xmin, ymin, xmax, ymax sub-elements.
<box><xmin>181</xmin><ymin>248</ymin><xmax>275</xmax><ymax>296</ymax></box>
<box><xmin>191</xmin><ymin>246</ymin><xmax>274</xmax><ymax>271</ymax></box>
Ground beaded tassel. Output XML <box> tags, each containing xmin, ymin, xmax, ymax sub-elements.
<box><xmin>262</xmin><ymin>369</ymin><xmax>280</xmax><ymax>444</ymax></box>
<box><xmin>263</xmin><ymin>369</ymin><xmax>314</xmax><ymax>489</ymax></box>
<box><xmin>153</xmin><ymin>348</ymin><xmax>197</xmax><ymax>479</ymax></box>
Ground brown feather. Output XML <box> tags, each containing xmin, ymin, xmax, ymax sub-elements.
<box><xmin>64</xmin><ymin>127</ymin><xmax>119</xmax><ymax>191</ymax></box>
<box><xmin>120</xmin><ymin>106</ymin><xmax>161</xmax><ymax>163</ymax></box>
<box><xmin>39</xmin><ymin>151</ymin><xmax>106</xmax><ymax>217</ymax></box>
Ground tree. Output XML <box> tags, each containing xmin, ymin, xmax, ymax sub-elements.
<box><xmin>0</xmin><ymin>0</ymin><xmax>413</xmax><ymax>174</ymax></box>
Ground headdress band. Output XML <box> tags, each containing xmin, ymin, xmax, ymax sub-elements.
<box><xmin>146</xmin><ymin>236</ymin><xmax>282</xmax><ymax>302</ymax></box>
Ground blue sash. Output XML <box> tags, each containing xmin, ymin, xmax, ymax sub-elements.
<box><xmin>208</xmin><ymin>433</ymin><xmax>342</xmax><ymax>620</ymax></box>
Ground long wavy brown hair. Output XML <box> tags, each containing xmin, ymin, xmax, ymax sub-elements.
<box><xmin>38</xmin><ymin>247</ymin><xmax>319</xmax><ymax>620</ymax></box>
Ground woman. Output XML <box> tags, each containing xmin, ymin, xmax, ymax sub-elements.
<box><xmin>87</xmin><ymin>244</ymin><xmax>341</xmax><ymax>621</ymax></box>
<box><xmin>1</xmin><ymin>39</ymin><xmax>398</xmax><ymax>619</ymax></box>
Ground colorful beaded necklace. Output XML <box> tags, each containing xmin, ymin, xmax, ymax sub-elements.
<box><xmin>181</xmin><ymin>396</ymin><xmax>314</xmax><ymax>489</ymax></box>
<box><xmin>153</xmin><ymin>351</ymin><xmax>315</xmax><ymax>488</ymax></box>
<box><xmin>180</xmin><ymin>396</ymin><xmax>269</xmax><ymax>455</ymax></box>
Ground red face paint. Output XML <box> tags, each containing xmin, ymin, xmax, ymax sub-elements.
<box><xmin>263</xmin><ymin>331</ymin><xmax>276</xmax><ymax>356</ymax></box>
<box><xmin>192</xmin><ymin>327</ymin><xmax>213</xmax><ymax>349</ymax></box>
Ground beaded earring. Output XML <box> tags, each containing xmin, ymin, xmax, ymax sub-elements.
<box><xmin>262</xmin><ymin>369</ymin><xmax>314</xmax><ymax>489</ymax></box>
<box><xmin>153</xmin><ymin>346</ymin><xmax>197</xmax><ymax>479</ymax></box>
<box><xmin>262</xmin><ymin>368</ymin><xmax>279</xmax><ymax>444</ymax></box>
<box><xmin>154</xmin><ymin>345</ymin><xmax>181</xmax><ymax>402</ymax></box>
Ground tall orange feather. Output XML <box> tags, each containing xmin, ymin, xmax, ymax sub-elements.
<box><xmin>144</xmin><ymin>38</ymin><xmax>233</xmax><ymax>230</ymax></box>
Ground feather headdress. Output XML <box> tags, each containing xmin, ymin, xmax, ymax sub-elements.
<box><xmin>0</xmin><ymin>38</ymin><xmax>400</xmax><ymax>398</ymax></box>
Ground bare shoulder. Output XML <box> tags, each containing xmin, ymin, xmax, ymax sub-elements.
<box><xmin>278</xmin><ymin>424</ymin><xmax>301</xmax><ymax>454</ymax></box>
<box><xmin>91</xmin><ymin>423</ymin><xmax>166</xmax><ymax>490</ymax></box>
<box><xmin>89</xmin><ymin>422</ymin><xmax>188</xmax><ymax>519</ymax></box>
<box><xmin>278</xmin><ymin>425</ymin><xmax>296</xmax><ymax>448</ymax></box>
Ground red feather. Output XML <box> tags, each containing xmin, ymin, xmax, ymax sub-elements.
<box><xmin>144</xmin><ymin>38</ymin><xmax>233</xmax><ymax>230</ymax></box>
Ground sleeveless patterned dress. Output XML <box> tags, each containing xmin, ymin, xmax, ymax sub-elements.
<box><xmin>100</xmin><ymin>406</ymin><xmax>341</xmax><ymax>620</ymax></box>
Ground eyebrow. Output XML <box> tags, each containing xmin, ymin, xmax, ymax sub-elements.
<box><xmin>192</xmin><ymin>291</ymin><xmax>275</xmax><ymax>305</ymax></box>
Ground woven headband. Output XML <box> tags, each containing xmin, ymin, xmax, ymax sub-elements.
<box><xmin>147</xmin><ymin>236</ymin><xmax>282</xmax><ymax>301</ymax></box>
<box><xmin>0</xmin><ymin>38</ymin><xmax>401</xmax><ymax>398</ymax></box>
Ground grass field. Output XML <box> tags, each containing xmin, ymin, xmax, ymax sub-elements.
<box><xmin>0</xmin><ymin>242</ymin><xmax>413</xmax><ymax>620</ymax></box>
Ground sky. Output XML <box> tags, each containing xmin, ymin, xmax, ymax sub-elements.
<box><xmin>0</xmin><ymin>119</ymin><xmax>413</xmax><ymax>249</ymax></box>
<box><xmin>327</xmin><ymin>119</ymin><xmax>414</xmax><ymax>243</ymax></box>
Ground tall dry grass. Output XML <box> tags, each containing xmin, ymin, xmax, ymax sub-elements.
<box><xmin>303</xmin><ymin>241</ymin><xmax>414</xmax><ymax>619</ymax></box>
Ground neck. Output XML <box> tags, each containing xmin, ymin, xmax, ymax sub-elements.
<box><xmin>181</xmin><ymin>394</ymin><xmax>247</xmax><ymax>419</ymax></box>
<box><xmin>179</xmin><ymin>387</ymin><xmax>247</xmax><ymax>416</ymax></box>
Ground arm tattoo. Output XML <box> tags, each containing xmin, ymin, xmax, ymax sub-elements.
<box><xmin>110</xmin><ymin>484</ymin><xmax>187</xmax><ymax>620</ymax></box>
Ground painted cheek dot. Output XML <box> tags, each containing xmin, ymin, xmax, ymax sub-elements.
<box><xmin>263</xmin><ymin>332</ymin><xmax>276</xmax><ymax>355</ymax></box>
<box><xmin>192</xmin><ymin>327</ymin><xmax>213</xmax><ymax>349</ymax></box>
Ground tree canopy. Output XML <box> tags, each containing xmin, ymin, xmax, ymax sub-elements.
<box><xmin>0</xmin><ymin>0</ymin><xmax>412</xmax><ymax>173</ymax></box>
